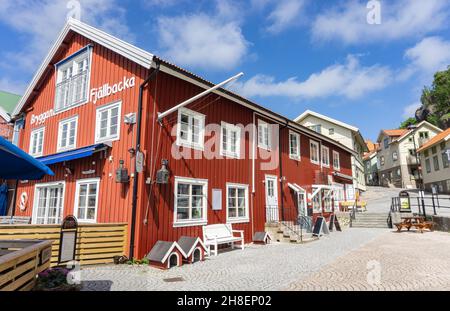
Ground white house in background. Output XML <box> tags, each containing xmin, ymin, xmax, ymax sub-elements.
<box><xmin>376</xmin><ymin>121</ymin><xmax>443</xmax><ymax>189</ymax></box>
<box><xmin>417</xmin><ymin>128</ymin><xmax>450</xmax><ymax>194</ymax></box>
<box><xmin>294</xmin><ymin>110</ymin><xmax>368</xmax><ymax>199</ymax></box>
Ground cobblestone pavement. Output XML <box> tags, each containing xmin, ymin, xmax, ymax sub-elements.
<box><xmin>80</xmin><ymin>228</ymin><xmax>386</xmax><ymax>291</ymax></box>
<box><xmin>286</xmin><ymin>231</ymin><xmax>450</xmax><ymax>291</ymax></box>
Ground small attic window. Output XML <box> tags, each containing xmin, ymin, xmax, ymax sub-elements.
<box><xmin>54</xmin><ymin>46</ymin><xmax>92</xmax><ymax>111</ymax></box>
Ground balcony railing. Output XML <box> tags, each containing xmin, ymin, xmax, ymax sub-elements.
<box><xmin>406</xmin><ymin>155</ymin><xmax>419</xmax><ymax>165</ymax></box>
<box><xmin>55</xmin><ymin>71</ymin><xmax>89</xmax><ymax>111</ymax></box>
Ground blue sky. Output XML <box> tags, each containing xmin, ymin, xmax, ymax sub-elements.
<box><xmin>1</xmin><ymin>0</ymin><xmax>450</xmax><ymax>141</ymax></box>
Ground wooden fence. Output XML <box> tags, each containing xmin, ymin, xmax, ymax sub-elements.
<box><xmin>0</xmin><ymin>223</ymin><xmax>128</xmax><ymax>266</ymax></box>
<box><xmin>0</xmin><ymin>240</ymin><xmax>53</xmax><ymax>291</ymax></box>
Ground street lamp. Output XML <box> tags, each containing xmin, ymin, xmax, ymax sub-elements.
<box><xmin>407</xmin><ymin>124</ymin><xmax>427</xmax><ymax>217</ymax></box>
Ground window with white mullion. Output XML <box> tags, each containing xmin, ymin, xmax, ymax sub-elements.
<box><xmin>289</xmin><ymin>131</ymin><xmax>300</xmax><ymax>160</ymax></box>
<box><xmin>95</xmin><ymin>102</ymin><xmax>121</xmax><ymax>143</ymax></box>
<box><xmin>58</xmin><ymin>117</ymin><xmax>78</xmax><ymax>151</ymax></box>
<box><xmin>29</xmin><ymin>127</ymin><xmax>45</xmax><ymax>157</ymax></box>
<box><xmin>75</xmin><ymin>179</ymin><xmax>99</xmax><ymax>223</ymax></box>
<box><xmin>221</xmin><ymin>122</ymin><xmax>241</xmax><ymax>158</ymax></box>
<box><xmin>227</xmin><ymin>184</ymin><xmax>249</xmax><ymax>222</ymax></box>
<box><xmin>310</xmin><ymin>140</ymin><xmax>320</xmax><ymax>165</ymax></box>
<box><xmin>258</xmin><ymin>120</ymin><xmax>271</xmax><ymax>150</ymax></box>
<box><xmin>55</xmin><ymin>48</ymin><xmax>91</xmax><ymax>111</ymax></box>
<box><xmin>174</xmin><ymin>177</ymin><xmax>208</xmax><ymax>226</ymax></box>
<box><xmin>321</xmin><ymin>145</ymin><xmax>330</xmax><ymax>167</ymax></box>
<box><xmin>333</xmin><ymin>150</ymin><xmax>341</xmax><ymax>171</ymax></box>
<box><xmin>177</xmin><ymin>108</ymin><xmax>205</xmax><ymax>150</ymax></box>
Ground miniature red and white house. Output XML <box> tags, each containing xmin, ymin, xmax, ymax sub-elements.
<box><xmin>11</xmin><ymin>19</ymin><xmax>355</xmax><ymax>259</ymax></box>
<box><xmin>146</xmin><ymin>241</ymin><xmax>185</xmax><ymax>270</ymax></box>
<box><xmin>177</xmin><ymin>236</ymin><xmax>208</xmax><ymax>264</ymax></box>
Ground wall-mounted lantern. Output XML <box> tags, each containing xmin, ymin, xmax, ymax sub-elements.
<box><xmin>156</xmin><ymin>160</ymin><xmax>169</xmax><ymax>184</ymax></box>
<box><xmin>116</xmin><ymin>160</ymin><xmax>130</xmax><ymax>183</ymax></box>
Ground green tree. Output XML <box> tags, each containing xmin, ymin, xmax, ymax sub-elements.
<box><xmin>399</xmin><ymin>117</ymin><xmax>417</xmax><ymax>129</ymax></box>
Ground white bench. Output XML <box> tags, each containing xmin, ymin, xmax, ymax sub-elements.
<box><xmin>202</xmin><ymin>224</ymin><xmax>244</xmax><ymax>256</ymax></box>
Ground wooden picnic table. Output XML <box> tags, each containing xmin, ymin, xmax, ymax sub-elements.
<box><xmin>394</xmin><ymin>216</ymin><xmax>433</xmax><ymax>233</ymax></box>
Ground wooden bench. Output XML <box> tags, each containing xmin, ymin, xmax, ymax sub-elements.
<box><xmin>202</xmin><ymin>224</ymin><xmax>244</xmax><ymax>256</ymax></box>
<box><xmin>410</xmin><ymin>221</ymin><xmax>433</xmax><ymax>233</ymax></box>
<box><xmin>0</xmin><ymin>216</ymin><xmax>31</xmax><ymax>225</ymax></box>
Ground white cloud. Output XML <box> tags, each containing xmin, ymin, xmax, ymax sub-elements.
<box><xmin>405</xmin><ymin>36</ymin><xmax>450</xmax><ymax>74</ymax></box>
<box><xmin>234</xmin><ymin>55</ymin><xmax>392</xmax><ymax>100</ymax></box>
<box><xmin>402</xmin><ymin>102</ymin><xmax>421</xmax><ymax>119</ymax></box>
<box><xmin>0</xmin><ymin>0</ymin><xmax>133</xmax><ymax>72</ymax></box>
<box><xmin>156</xmin><ymin>12</ymin><xmax>249</xmax><ymax>71</ymax></box>
<box><xmin>266</xmin><ymin>0</ymin><xmax>306</xmax><ymax>34</ymax></box>
<box><xmin>312</xmin><ymin>0</ymin><xmax>450</xmax><ymax>44</ymax></box>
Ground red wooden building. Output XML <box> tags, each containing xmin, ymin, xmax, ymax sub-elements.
<box><xmin>11</xmin><ymin>19</ymin><xmax>355</xmax><ymax>259</ymax></box>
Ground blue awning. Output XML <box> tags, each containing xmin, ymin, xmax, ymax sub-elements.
<box><xmin>0</xmin><ymin>136</ymin><xmax>54</xmax><ymax>180</ymax></box>
<box><xmin>37</xmin><ymin>143</ymin><xmax>110</xmax><ymax>166</ymax></box>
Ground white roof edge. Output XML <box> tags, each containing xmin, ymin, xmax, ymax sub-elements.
<box><xmin>161</xmin><ymin>242</ymin><xmax>187</xmax><ymax>263</ymax></box>
<box><xmin>397</xmin><ymin>120</ymin><xmax>443</xmax><ymax>142</ymax></box>
<box><xmin>294</xmin><ymin>109</ymin><xmax>360</xmax><ymax>133</ymax></box>
<box><xmin>12</xmin><ymin>18</ymin><xmax>153</xmax><ymax>117</ymax></box>
<box><xmin>0</xmin><ymin>106</ymin><xmax>11</xmax><ymax>122</ymax></box>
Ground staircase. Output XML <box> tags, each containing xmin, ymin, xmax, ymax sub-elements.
<box><xmin>351</xmin><ymin>212</ymin><xmax>391</xmax><ymax>228</ymax></box>
<box><xmin>265</xmin><ymin>221</ymin><xmax>318</xmax><ymax>244</ymax></box>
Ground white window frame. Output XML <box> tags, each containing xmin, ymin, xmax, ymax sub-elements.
<box><xmin>32</xmin><ymin>181</ymin><xmax>65</xmax><ymax>225</ymax></box>
<box><xmin>289</xmin><ymin>131</ymin><xmax>300</xmax><ymax>161</ymax></box>
<box><xmin>333</xmin><ymin>150</ymin><xmax>341</xmax><ymax>171</ymax></box>
<box><xmin>258</xmin><ymin>119</ymin><xmax>271</xmax><ymax>150</ymax></box>
<box><xmin>310</xmin><ymin>140</ymin><xmax>320</xmax><ymax>165</ymax></box>
<box><xmin>57</xmin><ymin>115</ymin><xmax>78</xmax><ymax>152</ymax></box>
<box><xmin>173</xmin><ymin>177</ymin><xmax>208</xmax><ymax>227</ymax></box>
<box><xmin>176</xmin><ymin>107</ymin><xmax>205</xmax><ymax>151</ymax></box>
<box><xmin>29</xmin><ymin>127</ymin><xmax>45</xmax><ymax>157</ymax></box>
<box><xmin>321</xmin><ymin>145</ymin><xmax>330</xmax><ymax>167</ymax></box>
<box><xmin>95</xmin><ymin>101</ymin><xmax>122</xmax><ymax>143</ymax></box>
<box><xmin>54</xmin><ymin>47</ymin><xmax>92</xmax><ymax>112</ymax></box>
<box><xmin>220</xmin><ymin>122</ymin><xmax>241</xmax><ymax>158</ymax></box>
<box><xmin>73</xmin><ymin>178</ymin><xmax>100</xmax><ymax>223</ymax></box>
<box><xmin>226</xmin><ymin>183</ymin><xmax>249</xmax><ymax>224</ymax></box>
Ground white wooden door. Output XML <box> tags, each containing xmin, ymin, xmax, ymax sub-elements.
<box><xmin>298</xmin><ymin>191</ymin><xmax>307</xmax><ymax>216</ymax></box>
<box><xmin>265</xmin><ymin>175</ymin><xmax>279</xmax><ymax>222</ymax></box>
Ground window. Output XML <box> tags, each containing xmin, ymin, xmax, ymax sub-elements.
<box><xmin>174</xmin><ymin>177</ymin><xmax>208</xmax><ymax>227</ymax></box>
<box><xmin>424</xmin><ymin>150</ymin><xmax>429</xmax><ymax>157</ymax></box>
<box><xmin>57</xmin><ymin>116</ymin><xmax>78</xmax><ymax>152</ymax></box>
<box><xmin>329</xmin><ymin>128</ymin><xmax>334</xmax><ymax>135</ymax></box>
<box><xmin>12</xmin><ymin>118</ymin><xmax>24</xmax><ymax>146</ymax></box>
<box><xmin>321</xmin><ymin>146</ymin><xmax>330</xmax><ymax>167</ymax></box>
<box><xmin>408</xmin><ymin>149</ymin><xmax>415</xmax><ymax>156</ymax></box>
<box><xmin>396</xmin><ymin>168</ymin><xmax>401</xmax><ymax>177</ymax></box>
<box><xmin>33</xmin><ymin>182</ymin><xmax>64</xmax><ymax>224</ymax></box>
<box><xmin>419</xmin><ymin>131</ymin><xmax>429</xmax><ymax>139</ymax></box>
<box><xmin>74</xmin><ymin>178</ymin><xmax>100</xmax><ymax>223</ymax></box>
<box><xmin>226</xmin><ymin>183</ymin><xmax>249</xmax><ymax>223</ymax></box>
<box><xmin>425</xmin><ymin>158</ymin><xmax>431</xmax><ymax>173</ymax></box>
<box><xmin>312</xmin><ymin>191</ymin><xmax>321</xmax><ymax>213</ymax></box>
<box><xmin>333</xmin><ymin>150</ymin><xmax>340</xmax><ymax>171</ymax></box>
<box><xmin>440</xmin><ymin>142</ymin><xmax>446</xmax><ymax>151</ymax></box>
<box><xmin>55</xmin><ymin>47</ymin><xmax>91</xmax><ymax>111</ymax></box>
<box><xmin>442</xmin><ymin>151</ymin><xmax>449</xmax><ymax>168</ymax></box>
<box><xmin>431</xmin><ymin>146</ymin><xmax>437</xmax><ymax>154</ymax></box>
<box><xmin>258</xmin><ymin>120</ymin><xmax>271</xmax><ymax>150</ymax></box>
<box><xmin>380</xmin><ymin>156</ymin><xmax>385</xmax><ymax>166</ymax></box>
<box><xmin>220</xmin><ymin>122</ymin><xmax>241</xmax><ymax>158</ymax></box>
<box><xmin>433</xmin><ymin>155</ymin><xmax>440</xmax><ymax>171</ymax></box>
<box><xmin>310</xmin><ymin>140</ymin><xmax>320</xmax><ymax>165</ymax></box>
<box><xmin>95</xmin><ymin>101</ymin><xmax>121</xmax><ymax>143</ymax></box>
<box><xmin>308</xmin><ymin>124</ymin><xmax>321</xmax><ymax>134</ymax></box>
<box><xmin>289</xmin><ymin>131</ymin><xmax>300</xmax><ymax>160</ymax></box>
<box><xmin>29</xmin><ymin>127</ymin><xmax>45</xmax><ymax>157</ymax></box>
<box><xmin>177</xmin><ymin>108</ymin><xmax>205</xmax><ymax>150</ymax></box>
<box><xmin>392</xmin><ymin>151</ymin><xmax>398</xmax><ymax>161</ymax></box>
<box><xmin>383</xmin><ymin>138</ymin><xmax>389</xmax><ymax>149</ymax></box>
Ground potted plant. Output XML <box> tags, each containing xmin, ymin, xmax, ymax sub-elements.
<box><xmin>34</xmin><ymin>267</ymin><xmax>82</xmax><ymax>291</ymax></box>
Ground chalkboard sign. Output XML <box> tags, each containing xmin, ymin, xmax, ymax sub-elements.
<box><xmin>312</xmin><ymin>217</ymin><xmax>324</xmax><ymax>237</ymax></box>
<box><xmin>329</xmin><ymin>214</ymin><xmax>342</xmax><ymax>232</ymax></box>
<box><xmin>58</xmin><ymin>215</ymin><xmax>78</xmax><ymax>264</ymax></box>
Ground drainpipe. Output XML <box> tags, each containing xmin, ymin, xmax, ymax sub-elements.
<box><xmin>279</xmin><ymin>121</ymin><xmax>288</xmax><ymax>221</ymax></box>
<box><xmin>129</xmin><ymin>61</ymin><xmax>160</xmax><ymax>259</ymax></box>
